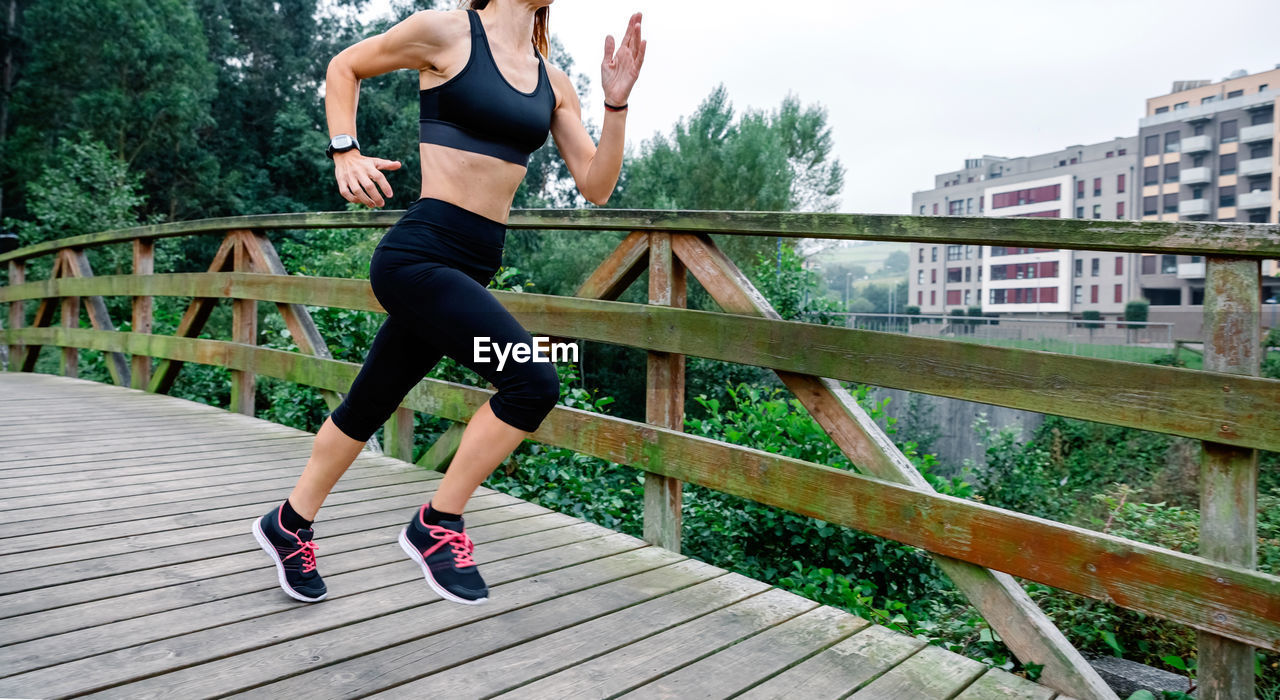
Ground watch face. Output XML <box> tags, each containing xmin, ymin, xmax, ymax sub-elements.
<box><xmin>332</xmin><ymin>135</ymin><xmax>354</xmax><ymax>149</ymax></box>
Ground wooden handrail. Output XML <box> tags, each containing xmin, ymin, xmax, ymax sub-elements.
<box><xmin>3</xmin><ymin>272</ymin><xmax>1278</xmax><ymax>452</ymax></box>
<box><xmin>2</xmin><ymin>209</ymin><xmax>1279</xmax><ymax>264</ymax></box>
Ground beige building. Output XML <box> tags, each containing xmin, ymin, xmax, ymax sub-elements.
<box><xmin>1137</xmin><ymin>65</ymin><xmax>1280</xmax><ymax>335</ymax></box>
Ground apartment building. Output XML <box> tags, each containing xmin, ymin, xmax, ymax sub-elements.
<box><xmin>907</xmin><ymin>65</ymin><xmax>1280</xmax><ymax>337</ymax></box>
<box><xmin>908</xmin><ymin>137</ymin><xmax>1138</xmax><ymax>320</ymax></box>
<box><xmin>1136</xmin><ymin>66</ymin><xmax>1280</xmax><ymax>331</ymax></box>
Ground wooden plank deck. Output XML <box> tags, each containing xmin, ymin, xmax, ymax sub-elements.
<box><xmin>0</xmin><ymin>372</ymin><xmax>1066</xmax><ymax>699</ymax></box>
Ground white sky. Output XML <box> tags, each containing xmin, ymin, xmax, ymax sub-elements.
<box><xmin>358</xmin><ymin>0</ymin><xmax>1280</xmax><ymax>215</ymax></box>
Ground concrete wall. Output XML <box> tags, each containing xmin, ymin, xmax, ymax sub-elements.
<box><xmin>866</xmin><ymin>385</ymin><xmax>1046</xmax><ymax>476</ymax></box>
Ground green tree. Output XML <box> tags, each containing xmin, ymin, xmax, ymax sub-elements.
<box><xmin>883</xmin><ymin>249</ymin><xmax>909</xmax><ymax>273</ymax></box>
<box><xmin>10</xmin><ymin>0</ymin><xmax>216</xmax><ymax>222</ymax></box>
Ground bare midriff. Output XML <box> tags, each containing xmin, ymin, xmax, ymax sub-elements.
<box><xmin>417</xmin><ymin>143</ymin><xmax>529</xmax><ymax>225</ymax></box>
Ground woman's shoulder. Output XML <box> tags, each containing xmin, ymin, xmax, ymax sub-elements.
<box><xmin>401</xmin><ymin>8</ymin><xmax>472</xmax><ymax>47</ymax></box>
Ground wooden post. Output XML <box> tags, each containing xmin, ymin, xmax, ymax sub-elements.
<box><xmin>230</xmin><ymin>233</ymin><xmax>257</xmax><ymax>415</ymax></box>
<box><xmin>644</xmin><ymin>232</ymin><xmax>686</xmax><ymax>552</ymax></box>
<box><xmin>383</xmin><ymin>407</ymin><xmax>416</xmax><ymax>461</ymax></box>
<box><xmin>58</xmin><ymin>252</ymin><xmax>78</xmax><ymax>377</ymax></box>
<box><xmin>149</xmin><ymin>233</ymin><xmax>238</xmax><ymax>395</ymax></box>
<box><xmin>131</xmin><ymin>238</ymin><xmax>154</xmax><ymax>390</ymax></box>
<box><xmin>1197</xmin><ymin>256</ymin><xmax>1260</xmax><ymax>700</ymax></box>
<box><xmin>6</xmin><ymin>260</ymin><xmax>22</xmax><ymax>371</ymax></box>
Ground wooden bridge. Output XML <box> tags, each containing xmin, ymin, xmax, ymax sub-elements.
<box><xmin>1</xmin><ymin>208</ymin><xmax>1278</xmax><ymax>699</ymax></box>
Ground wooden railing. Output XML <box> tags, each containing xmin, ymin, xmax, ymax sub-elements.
<box><xmin>2</xmin><ymin>210</ymin><xmax>1279</xmax><ymax>700</ymax></box>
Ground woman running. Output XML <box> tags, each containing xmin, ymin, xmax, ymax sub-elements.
<box><xmin>252</xmin><ymin>0</ymin><xmax>645</xmax><ymax>605</ymax></box>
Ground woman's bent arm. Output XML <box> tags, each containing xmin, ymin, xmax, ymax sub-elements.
<box><xmin>325</xmin><ymin>10</ymin><xmax>460</xmax><ymax>207</ymax></box>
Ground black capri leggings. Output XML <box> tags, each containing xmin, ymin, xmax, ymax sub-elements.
<box><xmin>328</xmin><ymin>197</ymin><xmax>560</xmax><ymax>442</ymax></box>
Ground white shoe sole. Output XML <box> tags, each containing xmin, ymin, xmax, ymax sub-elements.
<box><xmin>252</xmin><ymin>517</ymin><xmax>327</xmax><ymax>603</ymax></box>
<box><xmin>399</xmin><ymin>528</ymin><xmax>488</xmax><ymax>605</ymax></box>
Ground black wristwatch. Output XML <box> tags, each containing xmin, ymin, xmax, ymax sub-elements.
<box><xmin>326</xmin><ymin>134</ymin><xmax>361</xmax><ymax>159</ymax></box>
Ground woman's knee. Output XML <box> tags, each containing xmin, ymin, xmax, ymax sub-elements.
<box><xmin>492</xmin><ymin>362</ymin><xmax>560</xmax><ymax>430</ymax></box>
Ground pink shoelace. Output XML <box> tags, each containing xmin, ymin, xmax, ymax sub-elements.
<box><xmin>424</xmin><ymin>524</ymin><xmax>477</xmax><ymax>568</ymax></box>
<box><xmin>282</xmin><ymin>539</ymin><xmax>319</xmax><ymax>573</ymax></box>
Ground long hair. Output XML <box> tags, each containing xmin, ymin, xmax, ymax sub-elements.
<box><xmin>463</xmin><ymin>1</ymin><xmax>550</xmax><ymax>58</ymax></box>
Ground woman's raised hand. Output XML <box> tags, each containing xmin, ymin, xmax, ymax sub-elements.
<box><xmin>601</xmin><ymin>12</ymin><xmax>646</xmax><ymax>107</ymax></box>
<box><xmin>333</xmin><ymin>151</ymin><xmax>402</xmax><ymax>208</ymax></box>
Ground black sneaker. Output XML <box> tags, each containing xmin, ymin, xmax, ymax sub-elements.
<box><xmin>252</xmin><ymin>503</ymin><xmax>327</xmax><ymax>602</ymax></box>
<box><xmin>398</xmin><ymin>505</ymin><xmax>488</xmax><ymax>605</ymax></box>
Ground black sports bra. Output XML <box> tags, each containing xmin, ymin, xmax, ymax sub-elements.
<box><xmin>419</xmin><ymin>9</ymin><xmax>556</xmax><ymax>167</ymax></box>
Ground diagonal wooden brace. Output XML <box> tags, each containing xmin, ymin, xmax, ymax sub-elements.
<box><xmin>236</xmin><ymin>230</ymin><xmax>345</xmax><ymax>411</ymax></box>
<box><xmin>60</xmin><ymin>249</ymin><xmax>131</xmax><ymax>387</ymax></box>
<box><xmin>670</xmin><ymin>231</ymin><xmax>1116</xmax><ymax>700</ymax></box>
<box><xmin>19</xmin><ymin>253</ymin><xmax>65</xmax><ymax>372</ymax></box>
<box><xmin>149</xmin><ymin>233</ymin><xmax>240</xmax><ymax>395</ymax></box>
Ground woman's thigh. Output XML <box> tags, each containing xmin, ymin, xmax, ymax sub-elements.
<box><xmin>370</xmin><ymin>257</ymin><xmax>542</xmax><ymax>385</ymax></box>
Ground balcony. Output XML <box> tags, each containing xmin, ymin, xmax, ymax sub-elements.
<box><xmin>1177</xmin><ymin>262</ymin><xmax>1205</xmax><ymax>279</ymax></box>
<box><xmin>1178</xmin><ymin>198</ymin><xmax>1211</xmax><ymax>217</ymax></box>
<box><xmin>1238</xmin><ymin>157</ymin><xmax>1274</xmax><ymax>178</ymax></box>
<box><xmin>1238</xmin><ymin>189</ymin><xmax>1274</xmax><ymax>210</ymax></box>
<box><xmin>1179</xmin><ymin>166</ymin><xmax>1212</xmax><ymax>185</ymax></box>
<box><xmin>1181</xmin><ymin>134</ymin><xmax>1213</xmax><ymax>154</ymax></box>
<box><xmin>1240</xmin><ymin>123</ymin><xmax>1274</xmax><ymax>144</ymax></box>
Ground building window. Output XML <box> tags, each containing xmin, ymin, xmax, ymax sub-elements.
<box><xmin>1164</xmin><ymin>131</ymin><xmax>1180</xmax><ymax>153</ymax></box>
<box><xmin>1092</xmin><ymin>204</ymin><xmax>1101</xmax><ymax>219</ymax></box>
<box><xmin>946</xmin><ymin>290</ymin><xmax>962</xmax><ymax>305</ymax></box>
<box><xmin>1173</xmin><ymin>101</ymin><xmax>1188</xmax><ymax>111</ymax></box>
<box><xmin>1249</xmin><ymin>143</ymin><xmax>1273</xmax><ymax>160</ymax></box>
<box><xmin>1076</xmin><ymin>206</ymin><xmax>1084</xmax><ymax>218</ymax></box>
<box><xmin>918</xmin><ymin>248</ymin><xmax>924</xmax><ymax>263</ymax></box>
<box><xmin>1091</xmin><ymin>285</ymin><xmax>1099</xmax><ymax>303</ymax></box>
<box><xmin>1074</xmin><ymin>259</ymin><xmax>1083</xmax><ymax>277</ymax></box>
<box><xmin>949</xmin><ymin>200</ymin><xmax>964</xmax><ymax>215</ymax></box>
<box><xmin>1192</xmin><ymin>154</ymin><xmax>1205</xmax><ymax>167</ymax></box>
<box><xmin>964</xmin><ymin>290</ymin><xmax>971</xmax><ymax>305</ymax></box>
<box><xmin>1141</xmin><ymin>255</ymin><xmax>1156</xmax><ymax>274</ymax></box>
<box><xmin>1163</xmin><ymin>162</ymin><xmax>1179</xmax><ymax>183</ymax></box>
<box><xmin>1117</xmin><ymin>173</ymin><xmax>1125</xmax><ymax>193</ymax></box>
<box><xmin>1227</xmin><ymin>89</ymin><xmax>1243</xmax><ymax>99</ymax></box>
<box><xmin>947</xmin><ymin>245</ymin><xmax>962</xmax><ymax>261</ymax></box>
<box><xmin>1114</xmin><ymin>284</ymin><xmax>1123</xmax><ymax>303</ymax></box>
<box><xmin>991</xmin><ymin>184</ymin><xmax>1062</xmax><ymax>209</ymax></box>
<box><xmin>1118</xmin><ymin>148</ymin><xmax>1127</xmax><ymax>156</ymax></box>
<box><xmin>931</xmin><ymin>269</ymin><xmax>937</xmax><ymax>283</ymax></box>
<box><xmin>931</xmin><ymin>247</ymin><xmax>938</xmax><ymax>262</ymax></box>
<box><xmin>1221</xmin><ymin>119</ymin><xmax>1238</xmax><ymax>142</ymax></box>
<box><xmin>1077</xmin><ymin>180</ymin><xmax>1085</xmax><ymax>198</ymax></box>
<box><xmin>965</xmin><ymin>245</ymin><xmax>974</xmax><ymax>260</ymax></box>
<box><xmin>1115</xmin><ymin>256</ymin><xmax>1123</xmax><ymax>275</ymax></box>
<box><xmin>966</xmin><ymin>197</ymin><xmax>974</xmax><ymax>214</ymax></box>
<box><xmin>1220</xmin><ymin>185</ymin><xmax>1236</xmax><ymax>207</ymax></box>
<box><xmin>919</xmin><ymin>205</ymin><xmax>925</xmax><ymax>214</ymax></box>
<box><xmin>1093</xmin><ymin>178</ymin><xmax>1102</xmax><ymax>196</ymax></box>
<box><xmin>1116</xmin><ymin>201</ymin><xmax>1125</xmax><ymax>218</ymax></box>
<box><xmin>964</xmin><ymin>266</ymin><xmax>972</xmax><ymax>282</ymax></box>
<box><xmin>930</xmin><ymin>291</ymin><xmax>936</xmax><ymax>306</ymax></box>
<box><xmin>1091</xmin><ymin>258</ymin><xmax>1100</xmax><ymax>276</ymax></box>
<box><xmin>1154</xmin><ymin>106</ymin><xmax>1169</xmax><ymax>115</ymax></box>
<box><xmin>1143</xmin><ymin>165</ymin><xmax>1159</xmax><ymax>186</ymax></box>
<box><xmin>933</xmin><ymin>203</ymin><xmax>939</xmax><ymax>215</ymax></box>
<box><xmin>1193</xmin><ymin>123</ymin><xmax>1206</xmax><ymax>136</ymax></box>
<box><xmin>1143</xmin><ymin>195</ymin><xmax>1158</xmax><ymax>216</ymax></box>
<box><xmin>1070</xmin><ymin>158</ymin><xmax>1078</xmax><ymax>164</ymax></box>
<box><xmin>1162</xmin><ymin>193</ymin><xmax>1178</xmax><ymax>214</ymax></box>
<box><xmin>1161</xmin><ymin>255</ymin><xmax>1177</xmax><ymax>274</ymax></box>
<box><xmin>917</xmin><ymin>291</ymin><xmax>922</xmax><ymax>305</ymax></box>
<box><xmin>1251</xmin><ymin>109</ymin><xmax>1274</xmax><ymax>126</ymax></box>
<box><xmin>1221</xmin><ymin>152</ymin><xmax>1236</xmax><ymax>175</ymax></box>
<box><xmin>1106</xmin><ymin>151</ymin><xmax>1114</xmax><ymax>158</ymax></box>
<box><xmin>1144</xmin><ymin>134</ymin><xmax>1160</xmax><ymax>155</ymax></box>
<box><xmin>1192</xmin><ymin>186</ymin><xmax>1204</xmax><ymax>200</ymax></box>
<box><xmin>1074</xmin><ymin>285</ymin><xmax>1083</xmax><ymax>303</ymax></box>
